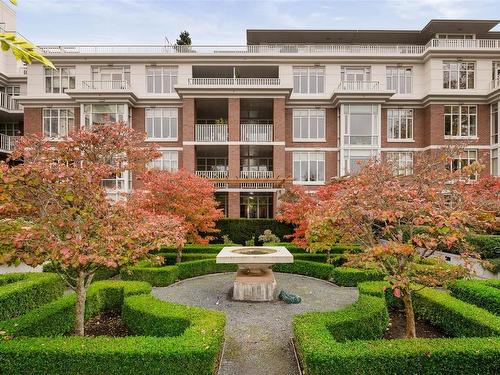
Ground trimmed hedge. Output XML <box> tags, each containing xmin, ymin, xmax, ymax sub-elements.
<box><xmin>177</xmin><ymin>259</ymin><xmax>237</xmax><ymax>279</ymax></box>
<box><xmin>0</xmin><ymin>280</ymin><xmax>226</xmax><ymax>375</ymax></box>
<box><xmin>465</xmin><ymin>234</ymin><xmax>500</xmax><ymax>259</ymax></box>
<box><xmin>273</xmin><ymin>261</ymin><xmax>334</xmax><ymax>280</ymax></box>
<box><xmin>213</xmin><ymin>218</ymin><xmax>293</xmax><ymax>245</ymax></box>
<box><xmin>121</xmin><ymin>265</ymin><xmax>179</xmax><ymax>287</ymax></box>
<box><xmin>293</xmin><ymin>281</ymin><xmax>500</xmax><ymax>375</ymax></box>
<box><xmin>449</xmin><ymin>279</ymin><xmax>500</xmax><ymax>315</ymax></box>
<box><xmin>42</xmin><ymin>263</ymin><xmax>119</xmax><ymax>284</ymax></box>
<box><xmin>0</xmin><ymin>273</ymin><xmax>64</xmax><ymax>321</ymax></box>
<box><xmin>330</xmin><ymin>267</ymin><xmax>385</xmax><ymax>287</ymax></box>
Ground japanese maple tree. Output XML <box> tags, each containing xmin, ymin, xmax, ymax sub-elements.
<box><xmin>130</xmin><ymin>169</ymin><xmax>223</xmax><ymax>263</ymax></box>
<box><xmin>0</xmin><ymin>123</ymin><xmax>186</xmax><ymax>336</ymax></box>
<box><xmin>304</xmin><ymin>150</ymin><xmax>496</xmax><ymax>338</ymax></box>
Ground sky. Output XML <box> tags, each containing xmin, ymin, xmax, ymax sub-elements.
<box><xmin>10</xmin><ymin>0</ymin><xmax>500</xmax><ymax>45</ymax></box>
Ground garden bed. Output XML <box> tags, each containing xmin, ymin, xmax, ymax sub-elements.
<box><xmin>383</xmin><ymin>308</ymin><xmax>447</xmax><ymax>340</ymax></box>
<box><xmin>80</xmin><ymin>311</ymin><xmax>130</xmax><ymax>337</ymax></box>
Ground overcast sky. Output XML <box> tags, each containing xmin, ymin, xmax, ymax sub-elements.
<box><xmin>11</xmin><ymin>0</ymin><xmax>500</xmax><ymax>45</ymax></box>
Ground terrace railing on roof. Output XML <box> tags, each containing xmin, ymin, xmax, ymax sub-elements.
<box><xmin>37</xmin><ymin>39</ymin><xmax>500</xmax><ymax>56</ymax></box>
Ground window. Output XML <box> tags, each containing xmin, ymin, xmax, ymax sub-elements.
<box><xmin>386</xmin><ymin>67</ymin><xmax>412</xmax><ymax>94</ymax></box>
<box><xmin>240</xmin><ymin>193</ymin><xmax>273</xmax><ymax>219</ymax></box>
<box><xmin>145</xmin><ymin>108</ymin><xmax>178</xmax><ymax>140</ymax></box>
<box><xmin>102</xmin><ymin>172</ymin><xmax>131</xmax><ymax>200</ymax></box>
<box><xmin>387</xmin><ymin>152</ymin><xmax>413</xmax><ymax>176</ymax></box>
<box><xmin>387</xmin><ymin>109</ymin><xmax>413</xmax><ymax>141</ymax></box>
<box><xmin>293</xmin><ymin>152</ymin><xmax>325</xmax><ymax>183</ymax></box>
<box><xmin>42</xmin><ymin>108</ymin><xmax>75</xmax><ymax>138</ymax></box>
<box><xmin>448</xmin><ymin>150</ymin><xmax>478</xmax><ymax>180</ymax></box>
<box><xmin>341</xmin><ymin>66</ymin><xmax>371</xmax><ymax>82</ymax></box>
<box><xmin>293</xmin><ymin>109</ymin><xmax>325</xmax><ymax>141</ymax></box>
<box><xmin>444</xmin><ymin>105</ymin><xmax>476</xmax><ymax>138</ymax></box>
<box><xmin>492</xmin><ymin>103</ymin><xmax>498</xmax><ymax>145</ymax></box>
<box><xmin>0</xmin><ymin>86</ymin><xmax>20</xmax><ymax>96</ymax></box>
<box><xmin>492</xmin><ymin>149</ymin><xmax>498</xmax><ymax>176</ymax></box>
<box><xmin>293</xmin><ymin>66</ymin><xmax>325</xmax><ymax>94</ymax></box>
<box><xmin>83</xmin><ymin>104</ymin><xmax>128</xmax><ymax>126</ymax></box>
<box><xmin>0</xmin><ymin>122</ymin><xmax>21</xmax><ymax>136</ymax></box>
<box><xmin>148</xmin><ymin>150</ymin><xmax>178</xmax><ymax>171</ymax></box>
<box><xmin>45</xmin><ymin>67</ymin><xmax>75</xmax><ymax>93</ymax></box>
<box><xmin>91</xmin><ymin>66</ymin><xmax>130</xmax><ymax>86</ymax></box>
<box><xmin>196</xmin><ymin>157</ymin><xmax>228</xmax><ymax>172</ymax></box>
<box><xmin>342</xmin><ymin>105</ymin><xmax>379</xmax><ymax>146</ymax></box>
<box><xmin>146</xmin><ymin>66</ymin><xmax>178</xmax><ymax>93</ymax></box>
<box><xmin>436</xmin><ymin>34</ymin><xmax>474</xmax><ymax>39</ymax></box>
<box><xmin>443</xmin><ymin>62</ymin><xmax>475</xmax><ymax>89</ymax></box>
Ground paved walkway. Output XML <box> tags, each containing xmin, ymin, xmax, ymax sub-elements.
<box><xmin>153</xmin><ymin>272</ymin><xmax>358</xmax><ymax>375</ymax></box>
<box><xmin>0</xmin><ymin>263</ymin><xmax>42</xmax><ymax>274</ymax></box>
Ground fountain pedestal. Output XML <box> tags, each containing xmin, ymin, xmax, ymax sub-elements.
<box><xmin>216</xmin><ymin>246</ymin><xmax>293</xmax><ymax>302</ymax></box>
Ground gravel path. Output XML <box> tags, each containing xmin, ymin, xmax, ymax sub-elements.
<box><xmin>152</xmin><ymin>272</ymin><xmax>358</xmax><ymax>375</ymax></box>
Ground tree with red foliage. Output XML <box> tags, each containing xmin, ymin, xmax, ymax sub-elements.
<box><xmin>0</xmin><ymin>123</ymin><xmax>186</xmax><ymax>336</ymax></box>
<box><xmin>130</xmin><ymin>169</ymin><xmax>223</xmax><ymax>263</ymax></box>
<box><xmin>301</xmin><ymin>150</ymin><xmax>497</xmax><ymax>338</ymax></box>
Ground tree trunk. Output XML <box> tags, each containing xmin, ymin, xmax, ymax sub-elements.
<box><xmin>75</xmin><ymin>271</ymin><xmax>87</xmax><ymax>336</ymax></box>
<box><xmin>326</xmin><ymin>249</ymin><xmax>331</xmax><ymax>263</ymax></box>
<box><xmin>401</xmin><ymin>289</ymin><xmax>416</xmax><ymax>339</ymax></box>
<box><xmin>176</xmin><ymin>244</ymin><xmax>183</xmax><ymax>264</ymax></box>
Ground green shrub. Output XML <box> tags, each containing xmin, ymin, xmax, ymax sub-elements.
<box><xmin>160</xmin><ymin>244</ymin><xmax>227</xmax><ymax>254</ymax></box>
<box><xmin>357</xmin><ymin>280</ymin><xmax>402</xmax><ymax>309</ymax></box>
<box><xmin>158</xmin><ymin>252</ymin><xmax>216</xmax><ymax>265</ymax></box>
<box><xmin>42</xmin><ymin>263</ymin><xmax>119</xmax><ymax>285</ymax></box>
<box><xmin>0</xmin><ymin>273</ymin><xmax>64</xmax><ymax>321</ymax></box>
<box><xmin>413</xmin><ymin>287</ymin><xmax>500</xmax><ymax>337</ymax></box>
<box><xmin>120</xmin><ymin>266</ymin><xmax>179</xmax><ymax>287</ymax></box>
<box><xmin>448</xmin><ymin>279</ymin><xmax>500</xmax><ymax>315</ymax></box>
<box><xmin>293</xmin><ymin>253</ymin><xmax>328</xmax><ymax>262</ymax></box>
<box><xmin>465</xmin><ymin>235</ymin><xmax>500</xmax><ymax>259</ymax></box>
<box><xmin>273</xmin><ymin>260</ymin><xmax>334</xmax><ymax>280</ymax></box>
<box><xmin>486</xmin><ymin>258</ymin><xmax>500</xmax><ymax>273</ymax></box>
<box><xmin>330</xmin><ymin>267</ymin><xmax>385</xmax><ymax>287</ymax></box>
<box><xmin>213</xmin><ymin>218</ymin><xmax>293</xmax><ymax>245</ymax></box>
<box><xmin>0</xmin><ymin>280</ymin><xmax>225</xmax><ymax>375</ymax></box>
<box><xmin>177</xmin><ymin>259</ymin><xmax>237</xmax><ymax>279</ymax></box>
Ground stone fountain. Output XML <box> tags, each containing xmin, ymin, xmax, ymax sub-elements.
<box><xmin>216</xmin><ymin>246</ymin><xmax>293</xmax><ymax>302</ymax></box>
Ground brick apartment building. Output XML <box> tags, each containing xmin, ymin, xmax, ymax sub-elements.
<box><xmin>1</xmin><ymin>3</ymin><xmax>499</xmax><ymax>218</ymax></box>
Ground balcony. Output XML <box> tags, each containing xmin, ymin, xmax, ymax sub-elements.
<box><xmin>195</xmin><ymin>170</ymin><xmax>228</xmax><ymax>179</ymax></box>
<box><xmin>337</xmin><ymin>81</ymin><xmax>381</xmax><ymax>92</ymax></box>
<box><xmin>240</xmin><ymin>170</ymin><xmax>274</xmax><ymax>189</ymax></box>
<box><xmin>38</xmin><ymin>39</ymin><xmax>500</xmax><ymax>57</ymax></box>
<box><xmin>195</xmin><ymin>123</ymin><xmax>228</xmax><ymax>142</ymax></box>
<box><xmin>0</xmin><ymin>134</ymin><xmax>19</xmax><ymax>153</ymax></box>
<box><xmin>188</xmin><ymin>78</ymin><xmax>280</xmax><ymax>86</ymax></box>
<box><xmin>0</xmin><ymin>93</ymin><xmax>21</xmax><ymax>112</ymax></box>
<box><xmin>81</xmin><ymin>80</ymin><xmax>130</xmax><ymax>90</ymax></box>
<box><xmin>240</xmin><ymin>123</ymin><xmax>273</xmax><ymax>142</ymax></box>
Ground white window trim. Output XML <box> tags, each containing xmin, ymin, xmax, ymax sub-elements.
<box><xmin>443</xmin><ymin>105</ymin><xmax>478</xmax><ymax>139</ymax></box>
<box><xmin>148</xmin><ymin>149</ymin><xmax>179</xmax><ymax>171</ymax></box>
<box><xmin>442</xmin><ymin>61</ymin><xmax>475</xmax><ymax>90</ymax></box>
<box><xmin>386</xmin><ymin>66</ymin><xmax>413</xmax><ymax>94</ymax></box>
<box><xmin>42</xmin><ymin>107</ymin><xmax>75</xmax><ymax>139</ymax></box>
<box><xmin>292</xmin><ymin>66</ymin><xmax>325</xmax><ymax>95</ymax></box>
<box><xmin>387</xmin><ymin>108</ymin><xmax>414</xmax><ymax>142</ymax></box>
<box><xmin>292</xmin><ymin>108</ymin><xmax>326</xmax><ymax>142</ymax></box>
<box><xmin>145</xmin><ymin>107</ymin><xmax>178</xmax><ymax>141</ymax></box>
<box><xmin>146</xmin><ymin>66</ymin><xmax>178</xmax><ymax>94</ymax></box>
<box><xmin>292</xmin><ymin>151</ymin><xmax>326</xmax><ymax>183</ymax></box>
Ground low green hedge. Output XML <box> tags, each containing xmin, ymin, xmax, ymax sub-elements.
<box><xmin>273</xmin><ymin>261</ymin><xmax>334</xmax><ymax>280</ymax></box>
<box><xmin>413</xmin><ymin>286</ymin><xmax>500</xmax><ymax>337</ymax></box>
<box><xmin>330</xmin><ymin>267</ymin><xmax>385</xmax><ymax>287</ymax></box>
<box><xmin>177</xmin><ymin>259</ymin><xmax>237</xmax><ymax>279</ymax></box>
<box><xmin>213</xmin><ymin>218</ymin><xmax>293</xmax><ymax>245</ymax></box>
<box><xmin>465</xmin><ymin>235</ymin><xmax>500</xmax><ymax>259</ymax></box>
<box><xmin>293</xmin><ymin>280</ymin><xmax>500</xmax><ymax>375</ymax></box>
<box><xmin>0</xmin><ymin>280</ymin><xmax>226</xmax><ymax>375</ymax></box>
<box><xmin>0</xmin><ymin>273</ymin><xmax>64</xmax><ymax>321</ymax></box>
<box><xmin>449</xmin><ymin>279</ymin><xmax>500</xmax><ymax>315</ymax></box>
<box><xmin>121</xmin><ymin>265</ymin><xmax>179</xmax><ymax>287</ymax></box>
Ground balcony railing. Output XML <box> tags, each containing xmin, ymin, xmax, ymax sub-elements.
<box><xmin>0</xmin><ymin>93</ymin><xmax>21</xmax><ymax>111</ymax></box>
<box><xmin>240</xmin><ymin>123</ymin><xmax>273</xmax><ymax>142</ymax></box>
<box><xmin>195</xmin><ymin>170</ymin><xmax>228</xmax><ymax>179</ymax></box>
<box><xmin>188</xmin><ymin>78</ymin><xmax>280</xmax><ymax>86</ymax></box>
<box><xmin>337</xmin><ymin>81</ymin><xmax>381</xmax><ymax>92</ymax></box>
<box><xmin>195</xmin><ymin>123</ymin><xmax>228</xmax><ymax>142</ymax></box>
<box><xmin>38</xmin><ymin>39</ymin><xmax>500</xmax><ymax>56</ymax></box>
<box><xmin>240</xmin><ymin>170</ymin><xmax>274</xmax><ymax>189</ymax></box>
<box><xmin>81</xmin><ymin>80</ymin><xmax>130</xmax><ymax>90</ymax></box>
<box><xmin>0</xmin><ymin>134</ymin><xmax>20</xmax><ymax>153</ymax></box>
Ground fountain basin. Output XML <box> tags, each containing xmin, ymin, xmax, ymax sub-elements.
<box><xmin>216</xmin><ymin>246</ymin><xmax>293</xmax><ymax>302</ymax></box>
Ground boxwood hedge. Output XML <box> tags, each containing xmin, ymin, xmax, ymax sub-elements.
<box><xmin>448</xmin><ymin>279</ymin><xmax>500</xmax><ymax>315</ymax></box>
<box><xmin>0</xmin><ymin>280</ymin><xmax>225</xmax><ymax>375</ymax></box>
<box><xmin>293</xmin><ymin>280</ymin><xmax>500</xmax><ymax>375</ymax></box>
<box><xmin>0</xmin><ymin>273</ymin><xmax>64</xmax><ymax>321</ymax></box>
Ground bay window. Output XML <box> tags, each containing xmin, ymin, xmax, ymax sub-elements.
<box><xmin>387</xmin><ymin>108</ymin><xmax>413</xmax><ymax>141</ymax></box>
<box><xmin>293</xmin><ymin>109</ymin><xmax>325</xmax><ymax>141</ymax></box>
<box><xmin>43</xmin><ymin>108</ymin><xmax>75</xmax><ymax>138</ymax></box>
<box><xmin>293</xmin><ymin>152</ymin><xmax>325</xmax><ymax>183</ymax></box>
<box><xmin>293</xmin><ymin>66</ymin><xmax>325</xmax><ymax>94</ymax></box>
<box><xmin>444</xmin><ymin>105</ymin><xmax>476</xmax><ymax>138</ymax></box>
<box><xmin>145</xmin><ymin>107</ymin><xmax>178</xmax><ymax>140</ymax></box>
<box><xmin>342</xmin><ymin>105</ymin><xmax>379</xmax><ymax>146</ymax></box>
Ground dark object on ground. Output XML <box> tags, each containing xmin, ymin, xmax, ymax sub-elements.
<box><xmin>383</xmin><ymin>308</ymin><xmax>447</xmax><ymax>339</ymax></box>
<box><xmin>279</xmin><ymin>290</ymin><xmax>301</xmax><ymax>304</ymax></box>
